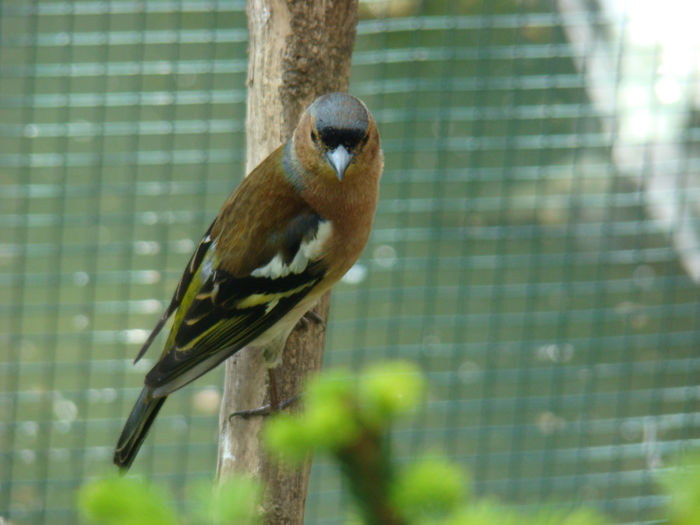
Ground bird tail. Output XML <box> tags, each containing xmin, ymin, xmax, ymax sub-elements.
<box><xmin>113</xmin><ymin>387</ymin><xmax>167</xmax><ymax>471</ymax></box>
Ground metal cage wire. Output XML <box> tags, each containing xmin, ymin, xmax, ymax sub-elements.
<box><xmin>1</xmin><ymin>1</ymin><xmax>698</xmax><ymax>523</ymax></box>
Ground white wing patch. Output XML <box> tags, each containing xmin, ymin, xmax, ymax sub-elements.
<box><xmin>251</xmin><ymin>220</ymin><xmax>332</xmax><ymax>279</ymax></box>
<box><xmin>198</xmin><ymin>235</ymin><xmax>217</xmax><ymax>278</ymax></box>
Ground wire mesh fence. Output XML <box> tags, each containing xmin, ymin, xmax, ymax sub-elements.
<box><xmin>1</xmin><ymin>0</ymin><xmax>699</xmax><ymax>523</ymax></box>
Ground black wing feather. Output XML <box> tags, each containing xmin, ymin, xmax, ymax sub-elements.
<box><xmin>144</xmin><ymin>263</ymin><xmax>324</xmax><ymax>389</ymax></box>
<box><xmin>133</xmin><ymin>219</ymin><xmax>216</xmax><ymax>363</ymax></box>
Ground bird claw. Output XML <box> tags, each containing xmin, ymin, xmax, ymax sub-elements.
<box><xmin>229</xmin><ymin>395</ymin><xmax>300</xmax><ymax>420</ymax></box>
<box><xmin>300</xmin><ymin>309</ymin><xmax>325</xmax><ymax>329</ymax></box>
<box><xmin>229</xmin><ymin>404</ymin><xmax>273</xmax><ymax>419</ymax></box>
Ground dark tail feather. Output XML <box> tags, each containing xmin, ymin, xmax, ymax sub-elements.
<box><xmin>113</xmin><ymin>388</ymin><xmax>167</xmax><ymax>471</ymax></box>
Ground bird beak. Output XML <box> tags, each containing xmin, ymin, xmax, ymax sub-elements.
<box><xmin>325</xmin><ymin>145</ymin><xmax>353</xmax><ymax>181</ymax></box>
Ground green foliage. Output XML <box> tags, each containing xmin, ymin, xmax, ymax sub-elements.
<box><xmin>79</xmin><ymin>362</ymin><xmax>700</xmax><ymax>525</ymax></box>
<box><xmin>442</xmin><ymin>504</ymin><xmax>609</xmax><ymax>525</ymax></box>
<box><xmin>659</xmin><ymin>452</ymin><xmax>700</xmax><ymax>525</ymax></box>
<box><xmin>440</xmin><ymin>501</ymin><xmax>519</xmax><ymax>525</ymax></box>
<box><xmin>264</xmin><ymin>361</ymin><xmax>616</xmax><ymax>525</ymax></box>
<box><xmin>190</xmin><ymin>476</ymin><xmax>262</xmax><ymax>525</ymax></box>
<box><xmin>391</xmin><ymin>457</ymin><xmax>468</xmax><ymax>522</ymax></box>
<box><xmin>298</xmin><ymin>370</ymin><xmax>363</xmax><ymax>450</ymax></box>
<box><xmin>78</xmin><ymin>477</ymin><xmax>178</xmax><ymax>525</ymax></box>
<box><xmin>544</xmin><ymin>508</ymin><xmax>611</xmax><ymax>525</ymax></box>
<box><xmin>78</xmin><ymin>475</ymin><xmax>261</xmax><ymax>525</ymax></box>
<box><xmin>265</xmin><ymin>361</ymin><xmax>424</xmax><ymax>464</ymax></box>
<box><xmin>265</xmin><ymin>362</ymin><xmax>423</xmax><ymax>463</ymax></box>
<box><xmin>265</xmin><ymin>370</ymin><xmax>361</xmax><ymax>462</ymax></box>
<box><xmin>357</xmin><ymin>361</ymin><xmax>426</xmax><ymax>426</ymax></box>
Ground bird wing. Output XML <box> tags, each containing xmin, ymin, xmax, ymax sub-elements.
<box><xmin>143</xmin><ymin>210</ymin><xmax>329</xmax><ymax>395</ymax></box>
<box><xmin>133</xmin><ymin>219</ymin><xmax>217</xmax><ymax>364</ymax></box>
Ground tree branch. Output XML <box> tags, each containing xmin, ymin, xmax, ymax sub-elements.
<box><xmin>216</xmin><ymin>1</ymin><xmax>358</xmax><ymax>523</ymax></box>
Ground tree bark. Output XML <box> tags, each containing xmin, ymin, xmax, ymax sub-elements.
<box><xmin>216</xmin><ymin>1</ymin><xmax>358</xmax><ymax>523</ymax></box>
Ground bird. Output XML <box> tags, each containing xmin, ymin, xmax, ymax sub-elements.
<box><xmin>113</xmin><ymin>92</ymin><xmax>383</xmax><ymax>470</ymax></box>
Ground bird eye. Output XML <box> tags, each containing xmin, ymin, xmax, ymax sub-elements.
<box><xmin>310</xmin><ymin>130</ymin><xmax>319</xmax><ymax>145</ymax></box>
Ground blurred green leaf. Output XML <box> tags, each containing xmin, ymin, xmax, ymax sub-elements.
<box><xmin>304</xmin><ymin>369</ymin><xmax>355</xmax><ymax>407</ymax></box>
<box><xmin>534</xmin><ymin>508</ymin><xmax>610</xmax><ymax>525</ymax></box>
<box><xmin>392</xmin><ymin>457</ymin><xmax>468</xmax><ymax>522</ymax></box>
<box><xmin>659</xmin><ymin>452</ymin><xmax>700</xmax><ymax>525</ymax></box>
<box><xmin>358</xmin><ymin>360</ymin><xmax>425</xmax><ymax>425</ymax></box>
<box><xmin>443</xmin><ymin>502</ymin><xmax>610</xmax><ymax>525</ymax></box>
<box><xmin>303</xmin><ymin>370</ymin><xmax>362</xmax><ymax>450</ymax></box>
<box><xmin>78</xmin><ymin>477</ymin><xmax>178</xmax><ymax>525</ymax></box>
<box><xmin>191</xmin><ymin>476</ymin><xmax>262</xmax><ymax>525</ymax></box>
<box><xmin>265</xmin><ymin>412</ymin><xmax>313</xmax><ymax>463</ymax></box>
<box><xmin>442</xmin><ymin>500</ymin><xmax>520</xmax><ymax>525</ymax></box>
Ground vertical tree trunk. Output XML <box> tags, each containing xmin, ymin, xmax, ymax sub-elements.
<box><xmin>216</xmin><ymin>1</ymin><xmax>358</xmax><ymax>523</ymax></box>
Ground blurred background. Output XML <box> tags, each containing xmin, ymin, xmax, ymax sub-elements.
<box><xmin>1</xmin><ymin>0</ymin><xmax>699</xmax><ymax>523</ymax></box>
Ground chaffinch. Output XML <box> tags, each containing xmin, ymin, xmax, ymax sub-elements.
<box><xmin>114</xmin><ymin>93</ymin><xmax>383</xmax><ymax>470</ymax></box>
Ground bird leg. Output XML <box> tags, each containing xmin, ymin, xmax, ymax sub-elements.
<box><xmin>300</xmin><ymin>309</ymin><xmax>326</xmax><ymax>329</ymax></box>
<box><xmin>229</xmin><ymin>396</ymin><xmax>299</xmax><ymax>419</ymax></box>
<box><xmin>269</xmin><ymin>368</ymin><xmax>279</xmax><ymax>411</ymax></box>
<box><xmin>229</xmin><ymin>368</ymin><xmax>300</xmax><ymax>419</ymax></box>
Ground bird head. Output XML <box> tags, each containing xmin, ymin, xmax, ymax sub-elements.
<box><xmin>293</xmin><ymin>93</ymin><xmax>379</xmax><ymax>182</ymax></box>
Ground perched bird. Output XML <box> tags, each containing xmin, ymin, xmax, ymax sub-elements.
<box><xmin>114</xmin><ymin>92</ymin><xmax>383</xmax><ymax>470</ymax></box>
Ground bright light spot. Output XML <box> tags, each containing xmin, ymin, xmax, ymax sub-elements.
<box><xmin>655</xmin><ymin>77</ymin><xmax>682</xmax><ymax>104</ymax></box>
<box><xmin>615</xmin><ymin>301</ymin><xmax>639</xmax><ymax>316</ymax></box>
<box><xmin>135</xmin><ymin>240</ymin><xmax>161</xmax><ymax>255</ymax></box>
<box><xmin>21</xmin><ymin>421</ymin><xmax>39</xmax><ymax>437</ymax></box>
<box><xmin>536</xmin><ymin>411</ymin><xmax>565</xmax><ymax>435</ymax></box>
<box><xmin>50</xmin><ymin>448</ymin><xmax>69</xmax><ymax>462</ymax></box>
<box><xmin>24</xmin><ymin>124</ymin><xmax>39</xmax><ymax>138</ymax></box>
<box><xmin>154</xmin><ymin>92</ymin><xmax>174</xmax><ymax>105</ymax></box>
<box><xmin>140</xmin><ymin>299</ymin><xmax>163</xmax><ymax>314</ymax></box>
<box><xmin>458</xmin><ymin>361</ymin><xmax>480</xmax><ymax>384</ymax></box>
<box><xmin>123</xmin><ymin>328</ymin><xmax>149</xmax><ymax>344</ymax></box>
<box><xmin>133</xmin><ymin>358</ymin><xmax>153</xmax><ymax>372</ymax></box>
<box><xmin>192</xmin><ymin>387</ymin><xmax>221</xmax><ymax>415</ymax></box>
<box><xmin>87</xmin><ymin>448</ymin><xmax>110</xmax><ymax>461</ymax></box>
<box><xmin>142</xmin><ymin>211</ymin><xmax>158</xmax><ymax>225</ymax></box>
<box><xmin>342</xmin><ymin>263</ymin><xmax>367</xmax><ymax>284</ymax></box>
<box><xmin>53</xmin><ymin>399</ymin><xmax>78</xmax><ymax>423</ymax></box>
<box><xmin>87</xmin><ymin>389</ymin><xmax>102</xmax><ymax>403</ymax></box>
<box><xmin>55</xmin><ymin>33</ymin><xmax>70</xmax><ymax>46</ymax></box>
<box><xmin>176</xmin><ymin>238</ymin><xmax>196</xmax><ymax>253</ymax></box>
<box><xmin>73</xmin><ymin>271</ymin><xmax>90</xmax><ymax>287</ymax></box>
<box><xmin>139</xmin><ymin>270</ymin><xmax>161</xmax><ymax>284</ymax></box>
<box><xmin>20</xmin><ymin>450</ymin><xmax>36</xmax><ymax>464</ymax></box>
<box><xmin>536</xmin><ymin>343</ymin><xmax>575</xmax><ymax>363</ymax></box>
<box><xmin>71</xmin><ymin>120</ymin><xmax>93</xmax><ymax>143</ymax></box>
<box><xmin>620</xmin><ymin>85</ymin><xmax>648</xmax><ymax>110</ymax></box>
<box><xmin>73</xmin><ymin>314</ymin><xmax>89</xmax><ymax>330</ymax></box>
<box><xmin>373</xmin><ymin>244</ymin><xmax>397</xmax><ymax>268</ymax></box>
<box><xmin>101</xmin><ymin>388</ymin><xmax>117</xmax><ymax>402</ymax></box>
<box><xmin>173</xmin><ymin>416</ymin><xmax>188</xmax><ymax>431</ymax></box>
<box><xmin>621</xmin><ymin>112</ymin><xmax>653</xmax><ymax>141</ymax></box>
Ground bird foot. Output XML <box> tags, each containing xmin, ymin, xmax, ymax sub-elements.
<box><xmin>229</xmin><ymin>395</ymin><xmax>300</xmax><ymax>420</ymax></box>
<box><xmin>300</xmin><ymin>309</ymin><xmax>325</xmax><ymax>329</ymax></box>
